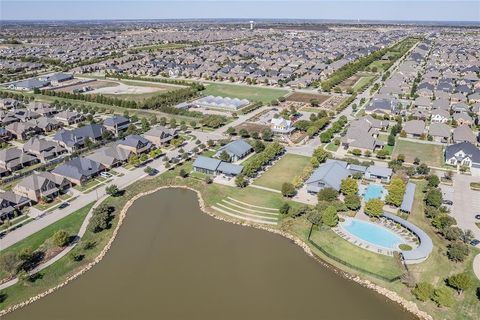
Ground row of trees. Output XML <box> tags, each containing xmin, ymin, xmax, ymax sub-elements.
<box><xmin>319</xmin><ymin>115</ymin><xmax>348</xmax><ymax>143</ymax></box>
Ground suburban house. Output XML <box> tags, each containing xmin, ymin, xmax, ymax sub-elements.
<box><xmin>402</xmin><ymin>120</ymin><xmax>425</xmax><ymax>138</ymax></box>
<box><xmin>52</xmin><ymin>157</ymin><xmax>106</xmax><ymax>185</ymax></box>
<box><xmin>445</xmin><ymin>142</ymin><xmax>480</xmax><ymax>176</ymax></box>
<box><xmin>364</xmin><ymin>165</ymin><xmax>393</xmax><ymax>183</ymax></box>
<box><xmin>453</xmin><ymin>112</ymin><xmax>474</xmax><ymax>126</ymax></box>
<box><xmin>53</xmin><ymin>124</ymin><xmax>105</xmax><ymax>152</ymax></box>
<box><xmin>365</xmin><ymin>97</ymin><xmax>400</xmax><ymax>115</ymax></box>
<box><xmin>86</xmin><ymin>145</ymin><xmax>131</xmax><ymax>168</ymax></box>
<box><xmin>0</xmin><ymin>148</ymin><xmax>38</xmax><ymax>172</ymax></box>
<box><xmin>115</xmin><ymin>135</ymin><xmax>152</xmax><ymax>154</ymax></box>
<box><xmin>103</xmin><ymin>115</ymin><xmax>130</xmax><ymax>136</ymax></box>
<box><xmin>305</xmin><ymin>160</ymin><xmax>350</xmax><ymax>193</ymax></box>
<box><xmin>13</xmin><ymin>172</ymin><xmax>71</xmax><ymax>202</ymax></box>
<box><xmin>192</xmin><ymin>155</ymin><xmax>243</xmax><ymax>176</ymax></box>
<box><xmin>214</xmin><ymin>139</ymin><xmax>253</xmax><ymax>162</ymax></box>
<box><xmin>23</xmin><ymin>137</ymin><xmax>67</xmax><ymax>163</ymax></box>
<box><xmin>28</xmin><ymin>117</ymin><xmax>62</xmax><ymax>132</ymax></box>
<box><xmin>428</xmin><ymin>123</ymin><xmax>450</xmax><ymax>143</ymax></box>
<box><xmin>452</xmin><ymin>124</ymin><xmax>477</xmax><ymax>145</ymax></box>
<box><xmin>5</xmin><ymin>121</ymin><xmax>42</xmax><ymax>140</ymax></box>
<box><xmin>430</xmin><ymin>109</ymin><xmax>450</xmax><ymax>123</ymax></box>
<box><xmin>54</xmin><ymin>111</ymin><xmax>85</xmax><ymax>125</ymax></box>
<box><xmin>143</xmin><ymin>126</ymin><xmax>178</xmax><ymax>146</ymax></box>
<box><xmin>270</xmin><ymin>117</ymin><xmax>295</xmax><ymax>134</ymax></box>
<box><xmin>0</xmin><ymin>191</ymin><xmax>30</xmax><ymax>222</ymax></box>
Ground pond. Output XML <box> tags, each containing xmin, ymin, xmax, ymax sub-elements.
<box><xmin>4</xmin><ymin>188</ymin><xmax>416</xmax><ymax>320</ymax></box>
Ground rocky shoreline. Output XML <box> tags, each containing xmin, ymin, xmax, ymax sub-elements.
<box><xmin>0</xmin><ymin>185</ymin><xmax>432</xmax><ymax>320</ymax></box>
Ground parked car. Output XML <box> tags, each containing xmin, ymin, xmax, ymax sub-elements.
<box><xmin>442</xmin><ymin>200</ymin><xmax>453</xmax><ymax>205</ymax></box>
<box><xmin>58</xmin><ymin>202</ymin><xmax>70</xmax><ymax>209</ymax></box>
<box><xmin>470</xmin><ymin>239</ymin><xmax>480</xmax><ymax>246</ymax></box>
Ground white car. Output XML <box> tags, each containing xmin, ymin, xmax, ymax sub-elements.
<box><xmin>100</xmin><ymin>172</ymin><xmax>112</xmax><ymax>178</ymax></box>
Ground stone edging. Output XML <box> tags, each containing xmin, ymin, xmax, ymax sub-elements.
<box><xmin>0</xmin><ymin>185</ymin><xmax>432</xmax><ymax>320</ymax></box>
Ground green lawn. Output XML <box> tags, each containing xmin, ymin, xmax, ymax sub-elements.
<box><xmin>392</xmin><ymin>140</ymin><xmax>444</xmax><ymax>167</ymax></box>
<box><xmin>253</xmin><ymin>154</ymin><xmax>311</xmax><ymax>190</ymax></box>
<box><xmin>352</xmin><ymin>75</ymin><xmax>375</xmax><ymax>92</ymax></box>
<box><xmin>377</xmin><ymin>134</ymin><xmax>394</xmax><ymax>154</ymax></box>
<box><xmin>309</xmin><ymin>227</ymin><xmax>403</xmax><ymax>280</ymax></box>
<box><xmin>0</xmin><ymin>203</ymin><xmax>94</xmax><ymax>281</ymax></box>
<box><xmin>202</xmin><ymin>83</ymin><xmax>289</xmax><ymax>103</ymax></box>
<box><xmin>325</xmin><ymin>142</ymin><xmax>340</xmax><ymax>152</ymax></box>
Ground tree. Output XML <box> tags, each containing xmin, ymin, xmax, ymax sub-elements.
<box><xmin>344</xmin><ymin>194</ymin><xmax>361</xmax><ymax>211</ymax></box>
<box><xmin>52</xmin><ymin>230</ymin><xmax>69</xmax><ymax>247</ymax></box>
<box><xmin>340</xmin><ymin>178</ymin><xmax>358</xmax><ymax>196</ymax></box>
<box><xmin>312</xmin><ymin>147</ymin><xmax>330</xmax><ymax>164</ymax></box>
<box><xmin>376</xmin><ymin>149</ymin><xmax>389</xmax><ymax>159</ymax></box>
<box><xmin>235</xmin><ymin>174</ymin><xmax>247</xmax><ymax>188</ymax></box>
<box><xmin>432</xmin><ymin>287</ymin><xmax>454</xmax><ymax>307</ymax></box>
<box><xmin>128</xmin><ymin>154</ymin><xmax>140</xmax><ymax>167</ymax></box>
<box><xmin>218</xmin><ymin>151</ymin><xmax>231</xmax><ymax>162</ymax></box>
<box><xmin>425</xmin><ymin>188</ymin><xmax>442</xmax><ymax>208</ymax></box>
<box><xmin>416</xmin><ymin>163</ymin><xmax>430</xmax><ymax>175</ymax></box>
<box><xmin>279</xmin><ymin>203</ymin><xmax>290</xmax><ymax>215</ymax></box>
<box><xmin>0</xmin><ymin>252</ymin><xmax>20</xmax><ymax>277</ymax></box>
<box><xmin>412</xmin><ymin>282</ymin><xmax>434</xmax><ymax>302</ymax></box>
<box><xmin>413</xmin><ymin>157</ymin><xmax>421</xmax><ymax>165</ymax></box>
<box><xmin>444</xmin><ymin>226</ymin><xmax>463</xmax><ymax>241</ymax></box>
<box><xmin>281</xmin><ymin>182</ymin><xmax>296</xmax><ymax>198</ymax></box>
<box><xmin>322</xmin><ymin>206</ymin><xmax>338</xmax><ymax>227</ymax></box>
<box><xmin>126</xmin><ymin>124</ymin><xmax>137</xmax><ymax>135</ymax></box>
<box><xmin>387</xmin><ymin>134</ymin><xmax>395</xmax><ymax>146</ymax></box>
<box><xmin>427</xmin><ymin>175</ymin><xmax>440</xmax><ymax>188</ymax></box>
<box><xmin>226</xmin><ymin>127</ymin><xmax>236</xmax><ymax>136</ymax></box>
<box><xmin>262</xmin><ymin>128</ymin><xmax>273</xmax><ymax>141</ymax></box>
<box><xmin>364</xmin><ymin>198</ymin><xmax>384</xmax><ymax>217</ymax></box>
<box><xmin>317</xmin><ymin>187</ymin><xmax>338</xmax><ymax>201</ymax></box>
<box><xmin>253</xmin><ymin>140</ymin><xmax>265</xmax><ymax>153</ymax></box>
<box><xmin>447</xmin><ymin>272</ymin><xmax>472</xmax><ymax>294</ymax></box>
<box><xmin>386</xmin><ymin>177</ymin><xmax>406</xmax><ymax>207</ymax></box>
<box><xmin>447</xmin><ymin>242</ymin><xmax>469</xmax><ymax>262</ymax></box>
<box><xmin>178</xmin><ymin>169</ymin><xmax>188</xmax><ymax>178</ymax></box>
<box><xmin>239</xmin><ymin>128</ymin><xmax>249</xmax><ymax>138</ymax></box>
<box><xmin>106</xmin><ymin>184</ymin><xmax>119</xmax><ymax>197</ymax></box>
<box><xmin>88</xmin><ymin>206</ymin><xmax>112</xmax><ymax>233</ymax></box>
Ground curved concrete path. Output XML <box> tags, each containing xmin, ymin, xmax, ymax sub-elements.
<box><xmin>474</xmin><ymin>253</ymin><xmax>480</xmax><ymax>281</ymax></box>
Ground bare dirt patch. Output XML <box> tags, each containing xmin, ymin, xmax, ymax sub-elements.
<box><xmin>286</xmin><ymin>92</ymin><xmax>330</xmax><ymax>104</ymax></box>
<box><xmin>52</xmin><ymin>80</ymin><xmax>119</xmax><ymax>93</ymax></box>
<box><xmin>234</xmin><ymin>122</ymin><xmax>269</xmax><ymax>134</ymax></box>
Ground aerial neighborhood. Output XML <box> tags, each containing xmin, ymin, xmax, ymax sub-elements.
<box><xmin>0</xmin><ymin>20</ymin><xmax>479</xmax><ymax>320</ymax></box>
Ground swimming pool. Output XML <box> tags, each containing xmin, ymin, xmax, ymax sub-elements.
<box><xmin>362</xmin><ymin>183</ymin><xmax>385</xmax><ymax>201</ymax></box>
<box><xmin>341</xmin><ymin>218</ymin><xmax>405</xmax><ymax>250</ymax></box>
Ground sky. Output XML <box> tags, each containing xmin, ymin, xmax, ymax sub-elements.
<box><xmin>1</xmin><ymin>0</ymin><xmax>479</xmax><ymax>22</ymax></box>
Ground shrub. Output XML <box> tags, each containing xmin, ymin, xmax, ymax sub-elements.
<box><xmin>340</xmin><ymin>177</ymin><xmax>358</xmax><ymax>196</ymax></box>
<box><xmin>317</xmin><ymin>187</ymin><xmax>338</xmax><ymax>202</ymax></box>
<box><xmin>364</xmin><ymin>198</ymin><xmax>384</xmax><ymax>217</ymax></box>
<box><xmin>412</xmin><ymin>282</ymin><xmax>434</xmax><ymax>302</ymax></box>
<box><xmin>279</xmin><ymin>203</ymin><xmax>290</xmax><ymax>215</ymax></box>
<box><xmin>322</xmin><ymin>206</ymin><xmax>338</xmax><ymax>227</ymax></box>
<box><xmin>106</xmin><ymin>184</ymin><xmax>120</xmax><ymax>197</ymax></box>
<box><xmin>344</xmin><ymin>194</ymin><xmax>361</xmax><ymax>211</ymax></box>
<box><xmin>447</xmin><ymin>242</ymin><xmax>469</xmax><ymax>262</ymax></box>
<box><xmin>52</xmin><ymin>230</ymin><xmax>69</xmax><ymax>247</ymax></box>
<box><xmin>178</xmin><ymin>169</ymin><xmax>188</xmax><ymax>178</ymax></box>
<box><xmin>432</xmin><ymin>287</ymin><xmax>454</xmax><ymax>307</ymax></box>
<box><xmin>447</xmin><ymin>272</ymin><xmax>472</xmax><ymax>293</ymax></box>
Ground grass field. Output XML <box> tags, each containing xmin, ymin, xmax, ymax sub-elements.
<box><xmin>392</xmin><ymin>140</ymin><xmax>444</xmax><ymax>167</ymax></box>
<box><xmin>202</xmin><ymin>83</ymin><xmax>289</xmax><ymax>103</ymax></box>
<box><xmin>309</xmin><ymin>227</ymin><xmax>404</xmax><ymax>279</ymax></box>
<box><xmin>253</xmin><ymin>154</ymin><xmax>311</xmax><ymax>190</ymax></box>
<box><xmin>352</xmin><ymin>75</ymin><xmax>376</xmax><ymax>92</ymax></box>
<box><xmin>0</xmin><ymin>203</ymin><xmax>94</xmax><ymax>281</ymax></box>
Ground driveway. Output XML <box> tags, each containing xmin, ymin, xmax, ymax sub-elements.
<box><xmin>450</xmin><ymin>175</ymin><xmax>480</xmax><ymax>242</ymax></box>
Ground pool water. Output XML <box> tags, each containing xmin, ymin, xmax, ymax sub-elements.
<box><xmin>342</xmin><ymin>218</ymin><xmax>405</xmax><ymax>250</ymax></box>
<box><xmin>363</xmin><ymin>184</ymin><xmax>385</xmax><ymax>201</ymax></box>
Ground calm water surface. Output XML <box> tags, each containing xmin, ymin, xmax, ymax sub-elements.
<box><xmin>6</xmin><ymin>189</ymin><xmax>416</xmax><ymax>320</ymax></box>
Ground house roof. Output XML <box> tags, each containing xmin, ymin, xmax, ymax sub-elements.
<box><xmin>445</xmin><ymin>142</ymin><xmax>480</xmax><ymax>164</ymax></box>
<box><xmin>306</xmin><ymin>161</ymin><xmax>350</xmax><ymax>191</ymax></box>
<box><xmin>215</xmin><ymin>139</ymin><xmax>252</xmax><ymax>158</ymax></box>
<box><xmin>452</xmin><ymin>124</ymin><xmax>476</xmax><ymax>144</ymax></box>
<box><xmin>193</xmin><ymin>156</ymin><xmax>222</xmax><ymax>171</ymax></box>
<box><xmin>103</xmin><ymin>115</ymin><xmax>130</xmax><ymax>127</ymax></box>
<box><xmin>403</xmin><ymin>120</ymin><xmax>425</xmax><ymax>135</ymax></box>
<box><xmin>400</xmin><ymin>182</ymin><xmax>416</xmax><ymax>212</ymax></box>
<box><xmin>52</xmin><ymin>157</ymin><xmax>104</xmax><ymax>181</ymax></box>
<box><xmin>365</xmin><ymin>165</ymin><xmax>392</xmax><ymax>178</ymax></box>
<box><xmin>428</xmin><ymin>123</ymin><xmax>450</xmax><ymax>138</ymax></box>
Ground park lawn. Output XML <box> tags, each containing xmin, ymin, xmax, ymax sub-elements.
<box><xmin>253</xmin><ymin>154</ymin><xmax>311</xmax><ymax>191</ymax></box>
<box><xmin>0</xmin><ymin>203</ymin><xmax>94</xmax><ymax>281</ymax></box>
<box><xmin>352</xmin><ymin>75</ymin><xmax>375</xmax><ymax>92</ymax></box>
<box><xmin>202</xmin><ymin>83</ymin><xmax>289</xmax><ymax>103</ymax></box>
<box><xmin>392</xmin><ymin>140</ymin><xmax>444</xmax><ymax>167</ymax></box>
<box><xmin>308</xmin><ymin>227</ymin><xmax>404</xmax><ymax>280</ymax></box>
<box><xmin>367</xmin><ymin>60</ymin><xmax>389</xmax><ymax>72</ymax></box>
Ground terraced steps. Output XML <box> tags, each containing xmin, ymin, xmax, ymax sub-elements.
<box><xmin>212</xmin><ymin>198</ymin><xmax>279</xmax><ymax>225</ymax></box>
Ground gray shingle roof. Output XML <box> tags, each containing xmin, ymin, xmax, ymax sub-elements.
<box><xmin>306</xmin><ymin>161</ymin><xmax>350</xmax><ymax>191</ymax></box>
<box><xmin>400</xmin><ymin>182</ymin><xmax>416</xmax><ymax>212</ymax></box>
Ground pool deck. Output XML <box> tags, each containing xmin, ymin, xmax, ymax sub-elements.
<box><xmin>336</xmin><ymin>215</ymin><xmax>418</xmax><ymax>257</ymax></box>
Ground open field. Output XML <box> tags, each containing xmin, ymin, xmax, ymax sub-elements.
<box><xmin>234</xmin><ymin>122</ymin><xmax>269</xmax><ymax>134</ymax></box>
<box><xmin>51</xmin><ymin>80</ymin><xmax>119</xmax><ymax>93</ymax></box>
<box><xmin>285</xmin><ymin>92</ymin><xmax>330</xmax><ymax>104</ymax></box>
<box><xmin>337</xmin><ymin>74</ymin><xmax>362</xmax><ymax>91</ymax></box>
<box><xmin>352</xmin><ymin>75</ymin><xmax>376</xmax><ymax>92</ymax></box>
<box><xmin>392</xmin><ymin>140</ymin><xmax>444</xmax><ymax>167</ymax></box>
<box><xmin>202</xmin><ymin>83</ymin><xmax>289</xmax><ymax>103</ymax></box>
<box><xmin>253</xmin><ymin>154</ymin><xmax>311</xmax><ymax>190</ymax></box>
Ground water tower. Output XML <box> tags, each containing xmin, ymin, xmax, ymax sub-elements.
<box><xmin>249</xmin><ymin>20</ymin><xmax>254</xmax><ymax>30</ymax></box>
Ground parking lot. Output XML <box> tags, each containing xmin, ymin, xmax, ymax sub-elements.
<box><xmin>442</xmin><ymin>175</ymin><xmax>480</xmax><ymax>243</ymax></box>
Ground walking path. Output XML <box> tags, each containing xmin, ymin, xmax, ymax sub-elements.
<box><xmin>250</xmin><ymin>184</ymin><xmax>282</xmax><ymax>194</ymax></box>
<box><xmin>474</xmin><ymin>254</ymin><xmax>480</xmax><ymax>281</ymax></box>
